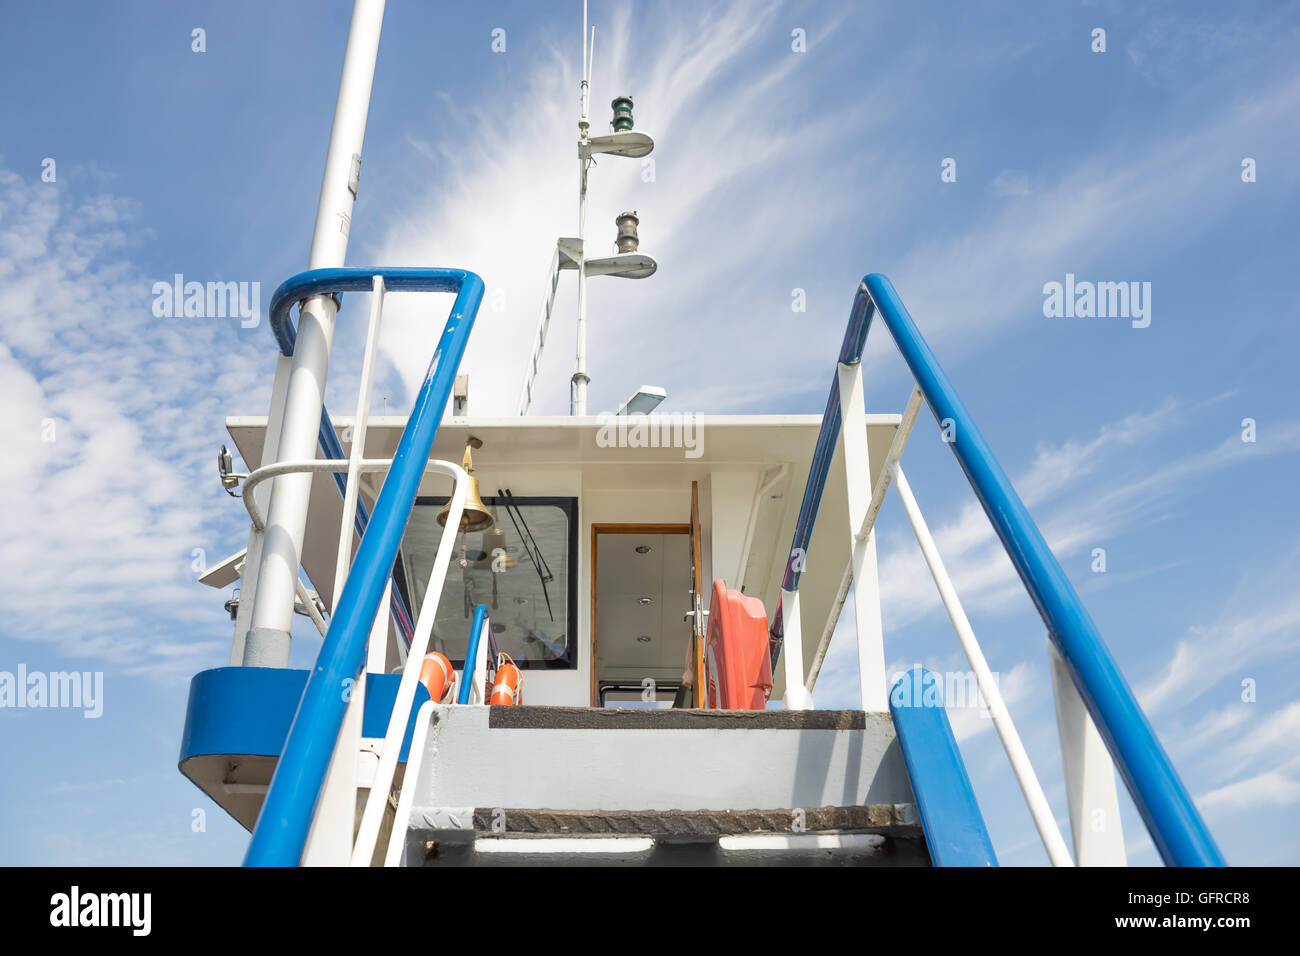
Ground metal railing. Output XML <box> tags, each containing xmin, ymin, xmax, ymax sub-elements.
<box><xmin>267</xmin><ymin>268</ymin><xmax>495</xmax><ymax>651</ymax></box>
<box><xmin>243</xmin><ymin>266</ymin><xmax>484</xmax><ymax>866</ymax></box>
<box><xmin>458</xmin><ymin>604</ymin><xmax>493</xmax><ymax>706</ymax></box>
<box><xmin>777</xmin><ymin>273</ymin><xmax>1224</xmax><ymax>867</ymax></box>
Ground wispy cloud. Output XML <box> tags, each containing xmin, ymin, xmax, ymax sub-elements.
<box><xmin>875</xmin><ymin>70</ymin><xmax>1300</xmax><ymax>367</ymax></box>
<box><xmin>0</xmin><ymin>168</ymin><xmax>264</xmax><ymax>676</ymax></box>
<box><xmin>875</xmin><ymin>395</ymin><xmax>1300</xmax><ymax>633</ymax></box>
<box><xmin>368</xmin><ymin>0</ymin><xmax>883</xmax><ymax>416</ymax></box>
<box><xmin>1200</xmin><ymin>770</ymin><xmax>1300</xmax><ymax>814</ymax></box>
<box><xmin>1138</xmin><ymin>556</ymin><xmax>1300</xmax><ymax>714</ymax></box>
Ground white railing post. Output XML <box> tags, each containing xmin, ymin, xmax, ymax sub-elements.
<box><xmin>890</xmin><ymin>461</ymin><xmax>1075</xmax><ymax>867</ymax></box>
<box><xmin>330</xmin><ymin>275</ymin><xmax>386</xmax><ymax>615</ymax></box>
<box><xmin>807</xmin><ymin>387</ymin><xmax>922</xmax><ymax>693</ymax></box>
<box><xmin>1050</xmin><ymin>645</ymin><xmax>1127</xmax><ymax>865</ymax></box>
<box><xmin>836</xmin><ymin>362</ymin><xmax>888</xmax><ymax>711</ymax></box>
<box><xmin>780</xmin><ymin>589</ymin><xmax>812</xmax><ymax>710</ymax></box>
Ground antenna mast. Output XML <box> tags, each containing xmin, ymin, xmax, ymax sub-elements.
<box><xmin>515</xmin><ymin>1</ymin><xmax>658</xmax><ymax>416</ymax></box>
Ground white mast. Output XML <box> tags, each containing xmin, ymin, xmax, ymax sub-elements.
<box><xmin>242</xmin><ymin>0</ymin><xmax>386</xmax><ymax>666</ymax></box>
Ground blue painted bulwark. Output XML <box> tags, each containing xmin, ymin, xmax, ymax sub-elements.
<box><xmin>859</xmin><ymin>274</ymin><xmax>1223</xmax><ymax>867</ymax></box>
<box><xmin>890</xmin><ymin>668</ymin><xmax>996</xmax><ymax>867</ymax></box>
<box><xmin>457</xmin><ymin>604</ymin><xmax>490</xmax><ymax>705</ymax></box>
<box><xmin>179</xmin><ymin>666</ymin><xmax>431</xmax><ymax>768</ymax></box>
<box><xmin>243</xmin><ymin>267</ymin><xmax>485</xmax><ymax>867</ymax></box>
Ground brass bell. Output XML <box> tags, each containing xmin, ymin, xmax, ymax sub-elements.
<box><xmin>438</xmin><ymin>437</ymin><xmax>494</xmax><ymax>532</ymax></box>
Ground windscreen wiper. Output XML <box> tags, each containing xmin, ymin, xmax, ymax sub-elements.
<box><xmin>498</xmin><ymin>488</ymin><xmax>555</xmax><ymax>622</ymax></box>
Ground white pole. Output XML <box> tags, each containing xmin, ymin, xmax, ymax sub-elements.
<box><xmin>572</xmin><ymin>161</ymin><xmax>590</xmax><ymax>415</ymax></box>
<box><xmin>230</xmin><ymin>355</ymin><xmax>292</xmax><ymax>663</ymax></box>
<box><xmin>571</xmin><ymin>10</ymin><xmax>593</xmax><ymax>416</ymax></box>
<box><xmin>890</xmin><ymin>462</ymin><xmax>1074</xmax><ymax>867</ymax></box>
<box><xmin>243</xmin><ymin>0</ymin><xmax>386</xmax><ymax>666</ymax></box>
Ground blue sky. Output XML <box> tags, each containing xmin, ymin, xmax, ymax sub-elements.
<box><xmin>0</xmin><ymin>0</ymin><xmax>1296</xmax><ymax>865</ymax></box>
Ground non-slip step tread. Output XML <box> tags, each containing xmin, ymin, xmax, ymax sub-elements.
<box><xmin>487</xmin><ymin>706</ymin><xmax>883</xmax><ymax>731</ymax></box>
<box><xmin>468</xmin><ymin>804</ymin><xmax>921</xmax><ymax>837</ymax></box>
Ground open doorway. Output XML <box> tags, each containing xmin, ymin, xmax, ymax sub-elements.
<box><xmin>590</xmin><ymin>524</ymin><xmax>692</xmax><ymax>707</ymax></box>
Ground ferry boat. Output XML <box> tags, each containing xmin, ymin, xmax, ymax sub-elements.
<box><xmin>177</xmin><ymin>0</ymin><xmax>1225</xmax><ymax>867</ymax></box>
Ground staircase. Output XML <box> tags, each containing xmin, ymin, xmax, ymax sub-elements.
<box><xmin>397</xmin><ymin>705</ymin><xmax>928</xmax><ymax>867</ymax></box>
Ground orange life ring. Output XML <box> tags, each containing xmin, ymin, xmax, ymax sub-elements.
<box><xmin>489</xmin><ymin>652</ymin><xmax>522</xmax><ymax>706</ymax></box>
<box><xmin>418</xmin><ymin>651</ymin><xmax>456</xmax><ymax>704</ymax></box>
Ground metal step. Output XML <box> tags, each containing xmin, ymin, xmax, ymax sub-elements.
<box><xmin>399</xmin><ymin>704</ymin><xmax>922</xmax><ymax>866</ymax></box>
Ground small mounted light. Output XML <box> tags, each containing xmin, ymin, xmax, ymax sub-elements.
<box><xmin>637</xmin><ymin>596</ymin><xmax>654</xmax><ymax>606</ymax></box>
<box><xmin>635</xmin><ymin>545</ymin><xmax>652</xmax><ymax>555</ymax></box>
<box><xmin>218</xmin><ymin>444</ymin><xmax>246</xmax><ymax>498</ymax></box>
<box><xmin>611</xmin><ymin>95</ymin><xmax>634</xmax><ymax>131</ymax></box>
<box><xmin>616</xmin><ymin>385</ymin><xmax>667</xmax><ymax>416</ymax></box>
<box><xmin>615</xmin><ymin>211</ymin><xmax>640</xmax><ymax>253</ymax></box>
<box><xmin>636</xmin><ymin>635</ymin><xmax>652</xmax><ymax>644</ymax></box>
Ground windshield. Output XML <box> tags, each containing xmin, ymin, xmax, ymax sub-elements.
<box><xmin>398</xmin><ymin>496</ymin><xmax>577</xmax><ymax>669</ymax></box>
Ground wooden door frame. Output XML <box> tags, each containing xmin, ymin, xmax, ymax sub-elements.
<box><xmin>590</xmin><ymin>523</ymin><xmax>692</xmax><ymax>707</ymax></box>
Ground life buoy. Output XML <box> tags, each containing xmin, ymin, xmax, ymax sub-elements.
<box><xmin>489</xmin><ymin>652</ymin><xmax>522</xmax><ymax>706</ymax></box>
<box><xmin>418</xmin><ymin>651</ymin><xmax>456</xmax><ymax>704</ymax></box>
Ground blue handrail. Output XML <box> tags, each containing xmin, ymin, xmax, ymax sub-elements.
<box><xmin>267</xmin><ymin>269</ymin><xmax>464</xmax><ymax>649</ymax></box>
<box><xmin>890</xmin><ymin>668</ymin><xmax>997</xmax><ymax>867</ymax></box>
<box><xmin>781</xmin><ymin>288</ymin><xmax>874</xmax><ymax>594</ymax></box>
<box><xmin>779</xmin><ymin>273</ymin><xmax>1223</xmax><ymax>867</ymax></box>
<box><xmin>246</xmin><ymin>271</ymin><xmax>420</xmax><ymax>644</ymax></box>
<box><xmin>458</xmin><ymin>604</ymin><xmax>490</xmax><ymax>705</ymax></box>
<box><xmin>244</xmin><ymin>266</ymin><xmax>485</xmax><ymax>866</ymax></box>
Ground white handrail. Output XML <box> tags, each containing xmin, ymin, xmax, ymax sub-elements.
<box><xmin>241</xmin><ymin>457</ymin><xmax>435</xmax><ymax>531</ymax></box>
<box><xmin>889</xmin><ymin>461</ymin><xmax>1074</xmax><ymax>867</ymax></box>
<box><xmin>235</xmin><ymin>454</ymin><xmax>467</xmax><ymax>866</ymax></box>
<box><xmin>351</xmin><ymin>459</ymin><xmax>468</xmax><ymax>866</ymax></box>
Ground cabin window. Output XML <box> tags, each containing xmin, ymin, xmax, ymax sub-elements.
<box><xmin>396</xmin><ymin>496</ymin><xmax>578</xmax><ymax>670</ymax></box>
